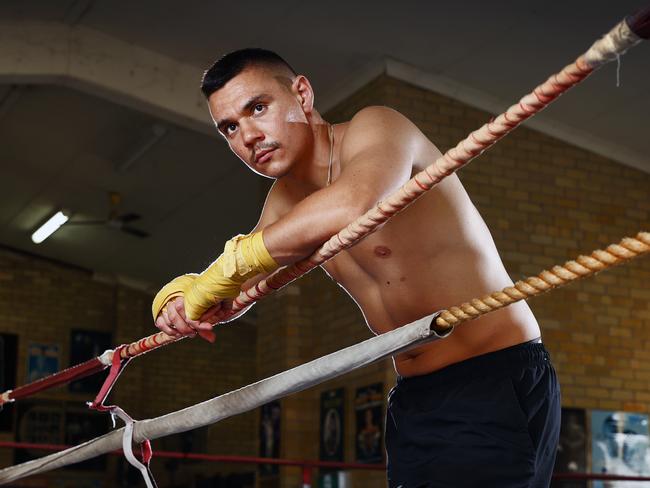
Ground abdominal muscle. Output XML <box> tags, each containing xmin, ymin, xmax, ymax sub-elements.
<box><xmin>321</xmin><ymin>175</ymin><xmax>541</xmax><ymax>378</ymax></box>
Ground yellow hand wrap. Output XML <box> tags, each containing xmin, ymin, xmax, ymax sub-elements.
<box><xmin>151</xmin><ymin>274</ymin><xmax>198</xmax><ymax>321</ymax></box>
<box><xmin>184</xmin><ymin>231</ymin><xmax>278</xmax><ymax>320</ymax></box>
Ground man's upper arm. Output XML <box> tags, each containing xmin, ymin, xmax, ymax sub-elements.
<box><xmin>251</xmin><ymin>181</ymin><xmax>287</xmax><ymax>233</ymax></box>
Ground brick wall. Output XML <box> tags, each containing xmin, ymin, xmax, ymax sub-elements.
<box><xmin>0</xmin><ymin>247</ymin><xmax>258</xmax><ymax>486</ymax></box>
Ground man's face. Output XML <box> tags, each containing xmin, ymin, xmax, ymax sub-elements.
<box><xmin>207</xmin><ymin>66</ymin><xmax>311</xmax><ymax>178</ymax></box>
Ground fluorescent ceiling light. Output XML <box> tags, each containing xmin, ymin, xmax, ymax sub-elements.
<box><xmin>31</xmin><ymin>211</ymin><xmax>69</xmax><ymax>244</ymax></box>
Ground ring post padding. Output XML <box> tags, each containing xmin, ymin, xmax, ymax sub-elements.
<box><xmin>627</xmin><ymin>5</ymin><xmax>650</xmax><ymax>39</ymax></box>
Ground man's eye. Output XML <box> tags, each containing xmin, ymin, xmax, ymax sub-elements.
<box><xmin>254</xmin><ymin>104</ymin><xmax>265</xmax><ymax>114</ymax></box>
<box><xmin>226</xmin><ymin>123</ymin><xmax>237</xmax><ymax>134</ymax></box>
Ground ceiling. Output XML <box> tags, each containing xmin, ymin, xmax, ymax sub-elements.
<box><xmin>0</xmin><ymin>0</ymin><xmax>648</xmax><ymax>290</ymax></box>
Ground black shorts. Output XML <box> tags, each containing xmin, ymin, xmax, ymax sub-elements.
<box><xmin>386</xmin><ymin>341</ymin><xmax>561</xmax><ymax>488</ymax></box>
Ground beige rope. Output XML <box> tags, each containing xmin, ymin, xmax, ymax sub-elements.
<box><xmin>434</xmin><ymin>232</ymin><xmax>650</xmax><ymax>331</ymax></box>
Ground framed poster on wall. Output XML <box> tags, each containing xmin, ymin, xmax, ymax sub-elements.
<box><xmin>354</xmin><ymin>383</ymin><xmax>383</xmax><ymax>464</ymax></box>
<box><xmin>64</xmin><ymin>405</ymin><xmax>110</xmax><ymax>470</ymax></box>
<box><xmin>0</xmin><ymin>333</ymin><xmax>18</xmax><ymax>431</ymax></box>
<box><xmin>69</xmin><ymin>329</ymin><xmax>112</xmax><ymax>393</ymax></box>
<box><xmin>14</xmin><ymin>400</ymin><xmax>64</xmax><ymax>465</ymax></box>
<box><xmin>591</xmin><ymin>410</ymin><xmax>650</xmax><ymax>487</ymax></box>
<box><xmin>14</xmin><ymin>400</ymin><xmax>109</xmax><ymax>469</ymax></box>
<box><xmin>259</xmin><ymin>400</ymin><xmax>281</xmax><ymax>476</ymax></box>
<box><xmin>552</xmin><ymin>407</ymin><xmax>587</xmax><ymax>488</ymax></box>
<box><xmin>26</xmin><ymin>342</ymin><xmax>59</xmax><ymax>383</ymax></box>
<box><xmin>320</xmin><ymin>387</ymin><xmax>344</xmax><ymax>462</ymax></box>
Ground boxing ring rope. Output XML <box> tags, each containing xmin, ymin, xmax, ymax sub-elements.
<box><xmin>0</xmin><ymin>7</ymin><xmax>649</xmax><ymax>484</ymax></box>
<box><xmin>0</xmin><ymin>231</ymin><xmax>649</xmax><ymax>484</ymax></box>
<box><xmin>1</xmin><ymin>6</ymin><xmax>647</xmax><ymax>410</ymax></box>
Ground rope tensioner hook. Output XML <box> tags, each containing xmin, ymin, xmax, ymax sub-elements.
<box><xmin>627</xmin><ymin>5</ymin><xmax>650</xmax><ymax>39</ymax></box>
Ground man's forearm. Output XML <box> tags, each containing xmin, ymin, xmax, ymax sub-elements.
<box><xmin>262</xmin><ymin>189</ymin><xmax>364</xmax><ymax>266</ymax></box>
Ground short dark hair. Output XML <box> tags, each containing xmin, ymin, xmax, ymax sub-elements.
<box><xmin>201</xmin><ymin>48</ymin><xmax>296</xmax><ymax>99</ymax></box>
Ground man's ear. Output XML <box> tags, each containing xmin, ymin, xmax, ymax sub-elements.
<box><xmin>292</xmin><ymin>75</ymin><xmax>315</xmax><ymax>114</ymax></box>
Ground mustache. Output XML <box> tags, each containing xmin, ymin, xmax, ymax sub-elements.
<box><xmin>253</xmin><ymin>142</ymin><xmax>280</xmax><ymax>159</ymax></box>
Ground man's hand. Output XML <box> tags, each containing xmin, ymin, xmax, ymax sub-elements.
<box><xmin>154</xmin><ymin>296</ymin><xmax>222</xmax><ymax>343</ymax></box>
<box><xmin>183</xmin><ymin>232</ymin><xmax>278</xmax><ymax>320</ymax></box>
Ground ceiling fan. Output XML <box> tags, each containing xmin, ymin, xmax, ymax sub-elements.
<box><xmin>66</xmin><ymin>192</ymin><xmax>150</xmax><ymax>238</ymax></box>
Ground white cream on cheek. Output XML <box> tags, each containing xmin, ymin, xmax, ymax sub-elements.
<box><xmin>285</xmin><ymin>103</ymin><xmax>308</xmax><ymax>124</ymax></box>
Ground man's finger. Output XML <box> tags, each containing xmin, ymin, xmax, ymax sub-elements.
<box><xmin>195</xmin><ymin>321</ymin><xmax>215</xmax><ymax>331</ymax></box>
<box><xmin>203</xmin><ymin>309</ymin><xmax>221</xmax><ymax>324</ymax></box>
<box><xmin>156</xmin><ymin>316</ymin><xmax>180</xmax><ymax>337</ymax></box>
<box><xmin>199</xmin><ymin>303</ymin><xmax>222</xmax><ymax>322</ymax></box>
<box><xmin>161</xmin><ymin>309</ymin><xmax>181</xmax><ymax>337</ymax></box>
<box><xmin>173</xmin><ymin>296</ymin><xmax>187</xmax><ymax>315</ymax></box>
<box><xmin>197</xmin><ymin>330</ymin><xmax>216</xmax><ymax>343</ymax></box>
<box><xmin>168</xmin><ymin>305</ymin><xmax>195</xmax><ymax>336</ymax></box>
<box><xmin>177</xmin><ymin>302</ymin><xmax>204</xmax><ymax>329</ymax></box>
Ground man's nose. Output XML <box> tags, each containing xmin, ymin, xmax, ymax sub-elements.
<box><xmin>240</xmin><ymin>121</ymin><xmax>264</xmax><ymax>147</ymax></box>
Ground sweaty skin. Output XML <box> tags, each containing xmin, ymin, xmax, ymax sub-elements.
<box><xmin>157</xmin><ymin>65</ymin><xmax>540</xmax><ymax>377</ymax></box>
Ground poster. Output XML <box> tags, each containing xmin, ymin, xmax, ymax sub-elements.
<box><xmin>591</xmin><ymin>410</ymin><xmax>650</xmax><ymax>488</ymax></box>
<box><xmin>354</xmin><ymin>383</ymin><xmax>383</xmax><ymax>463</ymax></box>
<box><xmin>27</xmin><ymin>343</ymin><xmax>59</xmax><ymax>383</ymax></box>
<box><xmin>14</xmin><ymin>400</ymin><xmax>64</xmax><ymax>465</ymax></box>
<box><xmin>259</xmin><ymin>400</ymin><xmax>281</xmax><ymax>476</ymax></box>
<box><xmin>69</xmin><ymin>329</ymin><xmax>112</xmax><ymax>393</ymax></box>
<box><xmin>64</xmin><ymin>407</ymin><xmax>110</xmax><ymax>470</ymax></box>
<box><xmin>0</xmin><ymin>333</ymin><xmax>18</xmax><ymax>431</ymax></box>
<box><xmin>552</xmin><ymin>407</ymin><xmax>587</xmax><ymax>488</ymax></box>
<box><xmin>320</xmin><ymin>388</ymin><xmax>344</xmax><ymax>462</ymax></box>
<box><xmin>14</xmin><ymin>401</ymin><xmax>109</xmax><ymax>469</ymax></box>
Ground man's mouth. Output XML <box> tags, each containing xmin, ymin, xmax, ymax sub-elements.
<box><xmin>255</xmin><ymin>148</ymin><xmax>276</xmax><ymax>164</ymax></box>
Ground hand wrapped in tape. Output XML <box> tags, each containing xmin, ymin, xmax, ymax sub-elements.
<box><xmin>151</xmin><ymin>274</ymin><xmax>198</xmax><ymax>321</ymax></box>
<box><xmin>151</xmin><ymin>232</ymin><xmax>278</xmax><ymax>340</ymax></box>
<box><xmin>151</xmin><ymin>274</ymin><xmax>217</xmax><ymax>342</ymax></box>
<box><xmin>184</xmin><ymin>231</ymin><xmax>278</xmax><ymax>320</ymax></box>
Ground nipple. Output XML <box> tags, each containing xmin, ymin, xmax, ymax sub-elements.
<box><xmin>374</xmin><ymin>246</ymin><xmax>392</xmax><ymax>258</ymax></box>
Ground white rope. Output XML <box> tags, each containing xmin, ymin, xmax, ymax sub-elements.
<box><xmin>0</xmin><ymin>312</ymin><xmax>446</xmax><ymax>485</ymax></box>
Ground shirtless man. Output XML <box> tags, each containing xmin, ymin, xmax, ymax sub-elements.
<box><xmin>152</xmin><ymin>49</ymin><xmax>560</xmax><ymax>487</ymax></box>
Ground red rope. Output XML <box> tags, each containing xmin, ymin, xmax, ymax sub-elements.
<box><xmin>2</xmin><ymin>357</ymin><xmax>106</xmax><ymax>404</ymax></box>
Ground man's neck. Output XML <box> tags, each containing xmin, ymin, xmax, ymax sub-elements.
<box><xmin>286</xmin><ymin>119</ymin><xmax>333</xmax><ymax>189</ymax></box>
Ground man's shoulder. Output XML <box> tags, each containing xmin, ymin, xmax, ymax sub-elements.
<box><xmin>348</xmin><ymin>105</ymin><xmax>409</xmax><ymax>127</ymax></box>
<box><xmin>341</xmin><ymin>106</ymin><xmax>424</xmax><ymax>158</ymax></box>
